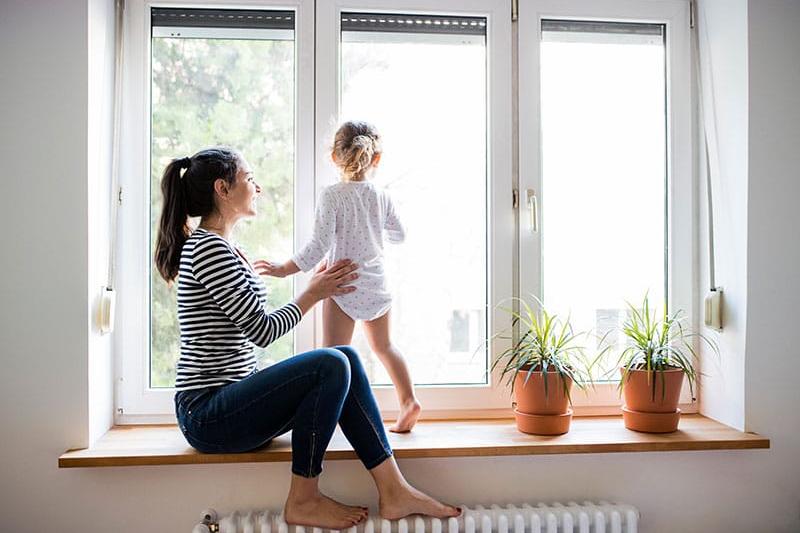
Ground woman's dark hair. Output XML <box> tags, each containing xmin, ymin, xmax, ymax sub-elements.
<box><xmin>154</xmin><ymin>147</ymin><xmax>241</xmax><ymax>283</ymax></box>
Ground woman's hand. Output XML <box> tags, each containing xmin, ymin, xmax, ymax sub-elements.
<box><xmin>308</xmin><ymin>260</ymin><xmax>359</xmax><ymax>299</ymax></box>
<box><xmin>254</xmin><ymin>259</ymin><xmax>300</xmax><ymax>278</ymax></box>
<box><xmin>294</xmin><ymin>260</ymin><xmax>358</xmax><ymax>315</ymax></box>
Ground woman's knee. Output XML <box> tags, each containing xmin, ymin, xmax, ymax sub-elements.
<box><xmin>330</xmin><ymin>345</ymin><xmax>369</xmax><ymax>376</ymax></box>
<box><xmin>314</xmin><ymin>348</ymin><xmax>351</xmax><ymax>384</ymax></box>
<box><xmin>331</xmin><ymin>344</ymin><xmax>361</xmax><ymax>366</ymax></box>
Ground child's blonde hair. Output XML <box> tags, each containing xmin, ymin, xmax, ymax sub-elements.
<box><xmin>333</xmin><ymin>120</ymin><xmax>382</xmax><ymax>181</ymax></box>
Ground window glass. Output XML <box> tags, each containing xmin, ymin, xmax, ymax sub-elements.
<box><xmin>539</xmin><ymin>21</ymin><xmax>667</xmax><ymax>378</ymax></box>
<box><xmin>149</xmin><ymin>9</ymin><xmax>295</xmax><ymax>387</ymax></box>
<box><xmin>340</xmin><ymin>13</ymin><xmax>488</xmax><ymax>385</ymax></box>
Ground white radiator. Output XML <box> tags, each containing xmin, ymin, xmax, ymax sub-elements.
<box><xmin>193</xmin><ymin>502</ymin><xmax>639</xmax><ymax>533</ymax></box>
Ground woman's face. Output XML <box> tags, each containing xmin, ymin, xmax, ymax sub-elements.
<box><xmin>226</xmin><ymin>158</ymin><xmax>261</xmax><ymax>219</ymax></box>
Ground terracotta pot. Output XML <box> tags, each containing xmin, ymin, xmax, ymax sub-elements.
<box><xmin>514</xmin><ymin>368</ymin><xmax>572</xmax><ymax>415</ymax></box>
<box><xmin>512</xmin><ymin>368</ymin><xmax>573</xmax><ymax>435</ymax></box>
<box><xmin>621</xmin><ymin>367</ymin><xmax>684</xmax><ymax>413</ymax></box>
<box><xmin>621</xmin><ymin>367</ymin><xmax>685</xmax><ymax>433</ymax></box>
<box><xmin>514</xmin><ymin>408</ymin><xmax>573</xmax><ymax>436</ymax></box>
<box><xmin>622</xmin><ymin>406</ymin><xmax>682</xmax><ymax>434</ymax></box>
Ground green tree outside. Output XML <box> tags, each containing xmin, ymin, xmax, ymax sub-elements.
<box><xmin>150</xmin><ymin>36</ymin><xmax>295</xmax><ymax>387</ymax></box>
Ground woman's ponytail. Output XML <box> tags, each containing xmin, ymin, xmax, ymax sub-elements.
<box><xmin>154</xmin><ymin>148</ymin><xmax>240</xmax><ymax>284</ymax></box>
<box><xmin>154</xmin><ymin>158</ymin><xmax>190</xmax><ymax>283</ymax></box>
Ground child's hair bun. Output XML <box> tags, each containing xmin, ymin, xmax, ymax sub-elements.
<box><xmin>352</xmin><ymin>134</ymin><xmax>373</xmax><ymax>147</ymax></box>
<box><xmin>333</xmin><ymin>121</ymin><xmax>382</xmax><ymax>181</ymax></box>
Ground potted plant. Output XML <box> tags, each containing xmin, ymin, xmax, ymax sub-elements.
<box><xmin>492</xmin><ymin>298</ymin><xmax>594</xmax><ymax>435</ymax></box>
<box><xmin>614</xmin><ymin>295</ymin><xmax>718</xmax><ymax>433</ymax></box>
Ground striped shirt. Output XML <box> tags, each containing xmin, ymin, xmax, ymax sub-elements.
<box><xmin>175</xmin><ymin>228</ymin><xmax>302</xmax><ymax>390</ymax></box>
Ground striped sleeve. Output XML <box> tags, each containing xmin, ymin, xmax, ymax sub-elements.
<box><xmin>191</xmin><ymin>235</ymin><xmax>302</xmax><ymax>348</ymax></box>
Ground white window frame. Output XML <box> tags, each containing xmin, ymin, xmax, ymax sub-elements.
<box><xmin>315</xmin><ymin>0</ymin><xmax>514</xmax><ymax>418</ymax></box>
<box><xmin>519</xmin><ymin>0</ymin><xmax>695</xmax><ymax>414</ymax></box>
<box><xmin>116</xmin><ymin>0</ymin><xmax>316</xmax><ymax>423</ymax></box>
<box><xmin>114</xmin><ymin>0</ymin><xmax>694</xmax><ymax>422</ymax></box>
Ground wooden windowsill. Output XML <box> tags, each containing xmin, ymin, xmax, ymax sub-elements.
<box><xmin>58</xmin><ymin>414</ymin><xmax>769</xmax><ymax>468</ymax></box>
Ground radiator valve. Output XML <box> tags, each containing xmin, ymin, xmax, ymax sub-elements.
<box><xmin>193</xmin><ymin>509</ymin><xmax>219</xmax><ymax>533</ymax></box>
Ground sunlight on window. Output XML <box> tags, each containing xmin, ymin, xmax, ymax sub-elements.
<box><xmin>539</xmin><ymin>22</ymin><xmax>667</xmax><ymax>379</ymax></box>
<box><xmin>340</xmin><ymin>17</ymin><xmax>488</xmax><ymax>385</ymax></box>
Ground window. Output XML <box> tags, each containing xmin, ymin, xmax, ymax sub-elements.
<box><xmin>149</xmin><ymin>8</ymin><xmax>297</xmax><ymax>387</ymax></box>
<box><xmin>117</xmin><ymin>0</ymin><xmax>690</xmax><ymax>421</ymax></box>
<box><xmin>118</xmin><ymin>0</ymin><xmax>316</xmax><ymax>420</ymax></box>
<box><xmin>539</xmin><ymin>20</ymin><xmax>668</xmax><ymax>377</ymax></box>
<box><xmin>315</xmin><ymin>0</ymin><xmax>512</xmax><ymax>414</ymax></box>
<box><xmin>519</xmin><ymin>0</ymin><xmax>693</xmax><ymax>408</ymax></box>
<box><xmin>338</xmin><ymin>12</ymin><xmax>489</xmax><ymax>386</ymax></box>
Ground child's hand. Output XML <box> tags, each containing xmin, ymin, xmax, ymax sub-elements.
<box><xmin>253</xmin><ymin>260</ymin><xmax>297</xmax><ymax>278</ymax></box>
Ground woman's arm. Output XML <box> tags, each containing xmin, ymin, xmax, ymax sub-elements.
<box><xmin>253</xmin><ymin>259</ymin><xmax>358</xmax><ymax>315</ymax></box>
<box><xmin>192</xmin><ymin>236</ymin><xmax>303</xmax><ymax>348</ymax></box>
<box><xmin>291</xmin><ymin>260</ymin><xmax>359</xmax><ymax>315</ymax></box>
<box><xmin>253</xmin><ymin>258</ymin><xmax>362</xmax><ymax>306</ymax></box>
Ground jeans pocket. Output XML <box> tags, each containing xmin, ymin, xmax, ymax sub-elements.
<box><xmin>176</xmin><ymin>388</ymin><xmax>217</xmax><ymax>423</ymax></box>
<box><xmin>175</xmin><ymin>393</ymin><xmax>190</xmax><ymax>415</ymax></box>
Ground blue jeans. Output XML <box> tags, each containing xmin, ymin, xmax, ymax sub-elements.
<box><xmin>175</xmin><ymin>345</ymin><xmax>393</xmax><ymax>478</ymax></box>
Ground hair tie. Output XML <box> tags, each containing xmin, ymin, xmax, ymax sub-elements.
<box><xmin>178</xmin><ymin>157</ymin><xmax>192</xmax><ymax>170</ymax></box>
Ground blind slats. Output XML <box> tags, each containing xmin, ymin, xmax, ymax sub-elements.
<box><xmin>541</xmin><ymin>19</ymin><xmax>664</xmax><ymax>37</ymax></box>
<box><xmin>151</xmin><ymin>8</ymin><xmax>294</xmax><ymax>30</ymax></box>
<box><xmin>341</xmin><ymin>12</ymin><xmax>486</xmax><ymax>36</ymax></box>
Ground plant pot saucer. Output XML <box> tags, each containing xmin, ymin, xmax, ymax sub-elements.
<box><xmin>513</xmin><ymin>408</ymin><xmax>573</xmax><ymax>435</ymax></box>
<box><xmin>622</xmin><ymin>405</ymin><xmax>681</xmax><ymax>433</ymax></box>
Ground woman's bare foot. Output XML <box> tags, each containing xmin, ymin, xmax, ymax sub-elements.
<box><xmin>389</xmin><ymin>399</ymin><xmax>421</xmax><ymax>433</ymax></box>
<box><xmin>379</xmin><ymin>482</ymin><xmax>460</xmax><ymax>520</ymax></box>
<box><xmin>284</xmin><ymin>493</ymin><xmax>368</xmax><ymax>529</ymax></box>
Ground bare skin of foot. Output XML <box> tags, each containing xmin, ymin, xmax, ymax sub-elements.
<box><xmin>378</xmin><ymin>481</ymin><xmax>461</xmax><ymax>521</ymax></box>
<box><xmin>389</xmin><ymin>399</ymin><xmax>421</xmax><ymax>433</ymax></box>
<box><xmin>284</xmin><ymin>474</ymin><xmax>368</xmax><ymax>529</ymax></box>
<box><xmin>371</xmin><ymin>457</ymin><xmax>460</xmax><ymax>521</ymax></box>
<box><xmin>284</xmin><ymin>493</ymin><xmax>368</xmax><ymax>529</ymax></box>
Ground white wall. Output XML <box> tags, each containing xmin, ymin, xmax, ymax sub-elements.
<box><xmin>744</xmin><ymin>0</ymin><xmax>800</xmax><ymax>525</ymax></box>
<box><xmin>695</xmin><ymin>0</ymin><xmax>749</xmax><ymax>430</ymax></box>
<box><xmin>1</xmin><ymin>1</ymin><xmax>799</xmax><ymax>531</ymax></box>
<box><xmin>0</xmin><ymin>0</ymin><xmax>90</xmax><ymax>513</ymax></box>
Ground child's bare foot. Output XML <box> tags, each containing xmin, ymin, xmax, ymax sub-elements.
<box><xmin>389</xmin><ymin>399</ymin><xmax>421</xmax><ymax>433</ymax></box>
<box><xmin>284</xmin><ymin>493</ymin><xmax>368</xmax><ymax>529</ymax></box>
<box><xmin>379</xmin><ymin>482</ymin><xmax>460</xmax><ymax>520</ymax></box>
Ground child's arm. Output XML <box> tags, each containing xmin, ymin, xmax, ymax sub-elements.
<box><xmin>291</xmin><ymin>188</ymin><xmax>338</xmax><ymax>271</ymax></box>
<box><xmin>253</xmin><ymin>259</ymin><xmax>301</xmax><ymax>278</ymax></box>
<box><xmin>384</xmin><ymin>194</ymin><xmax>405</xmax><ymax>244</ymax></box>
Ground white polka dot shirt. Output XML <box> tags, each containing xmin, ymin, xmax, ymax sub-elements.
<box><xmin>292</xmin><ymin>181</ymin><xmax>405</xmax><ymax>320</ymax></box>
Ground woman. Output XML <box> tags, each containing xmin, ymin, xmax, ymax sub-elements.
<box><xmin>154</xmin><ymin>147</ymin><xmax>459</xmax><ymax>529</ymax></box>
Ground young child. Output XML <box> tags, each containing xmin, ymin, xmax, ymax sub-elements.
<box><xmin>258</xmin><ymin>120</ymin><xmax>420</xmax><ymax>432</ymax></box>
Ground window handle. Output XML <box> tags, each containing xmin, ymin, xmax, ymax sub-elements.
<box><xmin>526</xmin><ymin>189</ymin><xmax>539</xmax><ymax>233</ymax></box>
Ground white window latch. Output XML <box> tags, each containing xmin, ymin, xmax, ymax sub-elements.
<box><xmin>526</xmin><ymin>188</ymin><xmax>538</xmax><ymax>233</ymax></box>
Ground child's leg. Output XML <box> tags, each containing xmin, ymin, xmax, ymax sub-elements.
<box><xmin>362</xmin><ymin>310</ymin><xmax>421</xmax><ymax>433</ymax></box>
<box><xmin>322</xmin><ymin>298</ymin><xmax>356</xmax><ymax>347</ymax></box>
